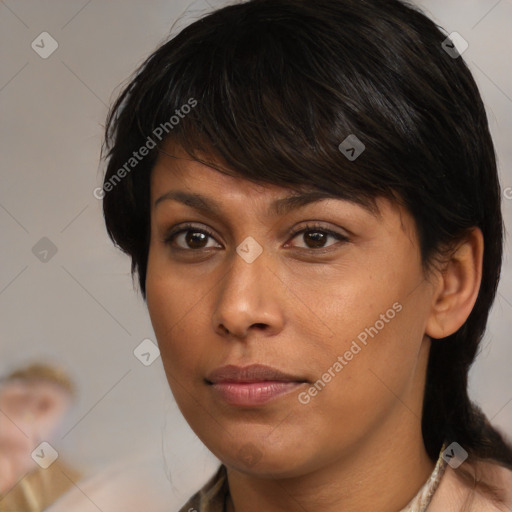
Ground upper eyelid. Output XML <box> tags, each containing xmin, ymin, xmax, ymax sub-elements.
<box><xmin>163</xmin><ymin>223</ymin><xmax>221</xmax><ymax>247</ymax></box>
<box><xmin>285</xmin><ymin>226</ymin><xmax>349</xmax><ymax>248</ymax></box>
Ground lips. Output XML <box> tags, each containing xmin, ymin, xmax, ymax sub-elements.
<box><xmin>205</xmin><ymin>364</ymin><xmax>307</xmax><ymax>384</ymax></box>
<box><xmin>205</xmin><ymin>364</ymin><xmax>308</xmax><ymax>406</ymax></box>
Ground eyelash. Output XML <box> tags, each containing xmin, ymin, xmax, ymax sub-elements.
<box><xmin>163</xmin><ymin>222</ymin><xmax>349</xmax><ymax>252</ymax></box>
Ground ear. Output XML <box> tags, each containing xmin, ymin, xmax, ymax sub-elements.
<box><xmin>425</xmin><ymin>227</ymin><xmax>484</xmax><ymax>340</ymax></box>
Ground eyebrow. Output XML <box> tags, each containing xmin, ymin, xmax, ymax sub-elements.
<box><xmin>154</xmin><ymin>190</ymin><xmax>375</xmax><ymax>218</ymax></box>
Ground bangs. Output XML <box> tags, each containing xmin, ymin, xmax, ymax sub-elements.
<box><xmin>120</xmin><ymin>1</ymin><xmax>413</xmax><ymax>210</ymax></box>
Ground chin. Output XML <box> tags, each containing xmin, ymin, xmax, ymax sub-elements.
<box><xmin>215</xmin><ymin>436</ymin><xmax>315</xmax><ymax>478</ymax></box>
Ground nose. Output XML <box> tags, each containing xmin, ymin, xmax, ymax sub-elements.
<box><xmin>212</xmin><ymin>243</ymin><xmax>285</xmax><ymax>339</ymax></box>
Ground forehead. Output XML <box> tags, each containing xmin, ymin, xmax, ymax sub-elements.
<box><xmin>151</xmin><ymin>143</ymin><xmax>382</xmax><ymax>220</ymax></box>
<box><xmin>152</xmin><ymin>146</ymin><xmax>295</xmax><ymax>198</ymax></box>
<box><xmin>150</xmin><ymin>144</ymin><xmax>418</xmax><ymax>251</ymax></box>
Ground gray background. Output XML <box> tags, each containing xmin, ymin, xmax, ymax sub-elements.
<box><xmin>1</xmin><ymin>0</ymin><xmax>511</xmax><ymax>509</ymax></box>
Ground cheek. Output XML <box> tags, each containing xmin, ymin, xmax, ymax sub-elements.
<box><xmin>287</xmin><ymin>265</ymin><xmax>402</xmax><ymax>362</ymax></box>
<box><xmin>292</xmin><ymin>312</ymin><xmax>427</xmax><ymax>463</ymax></box>
<box><xmin>145</xmin><ymin>253</ymin><xmax>213</xmax><ymax>381</ymax></box>
<box><xmin>296</xmin><ymin>267</ymin><xmax>429</xmax><ymax>411</ymax></box>
<box><xmin>317</xmin><ymin>297</ymin><xmax>429</xmax><ymax>425</ymax></box>
<box><xmin>146</xmin><ymin>281</ymin><xmax>189</xmax><ymax>369</ymax></box>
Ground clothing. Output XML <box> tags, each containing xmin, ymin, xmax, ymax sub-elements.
<box><xmin>178</xmin><ymin>444</ymin><xmax>447</xmax><ymax>512</ymax></box>
<box><xmin>178</xmin><ymin>464</ymin><xmax>229</xmax><ymax>512</ymax></box>
<box><xmin>0</xmin><ymin>460</ymin><xmax>81</xmax><ymax>512</ymax></box>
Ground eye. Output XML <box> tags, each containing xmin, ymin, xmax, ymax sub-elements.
<box><xmin>287</xmin><ymin>224</ymin><xmax>349</xmax><ymax>250</ymax></box>
<box><xmin>164</xmin><ymin>223</ymin><xmax>222</xmax><ymax>250</ymax></box>
<box><xmin>163</xmin><ymin>222</ymin><xmax>349</xmax><ymax>252</ymax></box>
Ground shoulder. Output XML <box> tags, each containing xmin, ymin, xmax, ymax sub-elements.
<box><xmin>428</xmin><ymin>459</ymin><xmax>512</xmax><ymax>512</ymax></box>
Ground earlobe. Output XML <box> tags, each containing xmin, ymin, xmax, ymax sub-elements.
<box><xmin>426</xmin><ymin>227</ymin><xmax>483</xmax><ymax>340</ymax></box>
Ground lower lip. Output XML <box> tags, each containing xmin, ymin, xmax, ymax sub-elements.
<box><xmin>210</xmin><ymin>381</ymin><xmax>305</xmax><ymax>406</ymax></box>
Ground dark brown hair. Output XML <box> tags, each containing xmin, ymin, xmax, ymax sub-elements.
<box><xmin>101</xmin><ymin>0</ymin><xmax>512</xmax><ymax>495</ymax></box>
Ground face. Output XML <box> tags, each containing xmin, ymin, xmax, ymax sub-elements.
<box><xmin>146</xmin><ymin>143</ymin><xmax>437</xmax><ymax>478</ymax></box>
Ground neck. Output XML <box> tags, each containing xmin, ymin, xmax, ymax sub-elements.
<box><xmin>225</xmin><ymin>410</ymin><xmax>435</xmax><ymax>512</ymax></box>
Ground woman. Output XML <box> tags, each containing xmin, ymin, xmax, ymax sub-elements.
<box><xmin>100</xmin><ymin>0</ymin><xmax>512</xmax><ymax>510</ymax></box>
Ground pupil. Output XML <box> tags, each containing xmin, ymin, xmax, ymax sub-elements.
<box><xmin>305</xmin><ymin>231</ymin><xmax>326</xmax><ymax>248</ymax></box>
<box><xmin>186</xmin><ymin>231</ymin><xmax>207</xmax><ymax>248</ymax></box>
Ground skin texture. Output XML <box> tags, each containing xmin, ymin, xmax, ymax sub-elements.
<box><xmin>146</xmin><ymin>142</ymin><xmax>483</xmax><ymax>512</ymax></box>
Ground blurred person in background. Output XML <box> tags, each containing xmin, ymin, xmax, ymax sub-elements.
<box><xmin>0</xmin><ymin>363</ymin><xmax>81</xmax><ymax>512</ymax></box>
